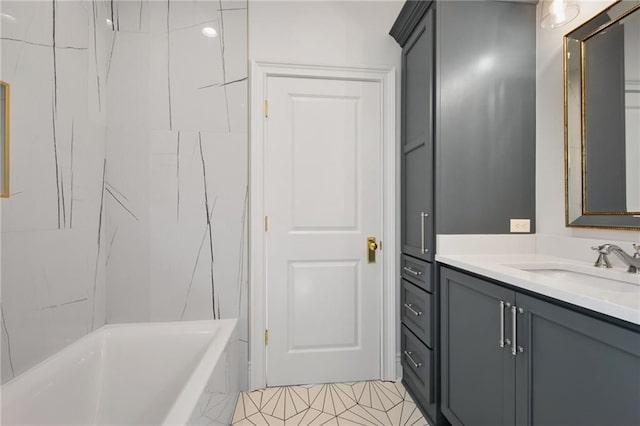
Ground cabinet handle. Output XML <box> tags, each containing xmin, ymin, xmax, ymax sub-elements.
<box><xmin>403</xmin><ymin>266</ymin><xmax>422</xmax><ymax>277</ymax></box>
<box><xmin>499</xmin><ymin>301</ymin><xmax>512</xmax><ymax>348</ymax></box>
<box><xmin>421</xmin><ymin>212</ymin><xmax>429</xmax><ymax>254</ymax></box>
<box><xmin>404</xmin><ymin>350</ymin><xmax>422</xmax><ymax>368</ymax></box>
<box><xmin>511</xmin><ymin>306</ymin><xmax>524</xmax><ymax>356</ymax></box>
<box><xmin>404</xmin><ymin>303</ymin><xmax>422</xmax><ymax>317</ymax></box>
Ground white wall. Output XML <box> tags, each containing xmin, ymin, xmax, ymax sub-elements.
<box><xmin>0</xmin><ymin>0</ymin><xmax>110</xmax><ymax>382</ymax></box>
<box><xmin>536</xmin><ymin>0</ymin><xmax>639</xmax><ymax>241</ymax></box>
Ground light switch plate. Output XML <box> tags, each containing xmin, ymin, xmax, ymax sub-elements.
<box><xmin>510</xmin><ymin>219</ymin><xmax>530</xmax><ymax>233</ymax></box>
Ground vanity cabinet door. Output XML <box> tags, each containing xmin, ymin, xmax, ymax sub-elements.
<box><xmin>401</xmin><ymin>6</ymin><xmax>434</xmax><ymax>262</ymax></box>
<box><xmin>515</xmin><ymin>294</ymin><xmax>640</xmax><ymax>426</ymax></box>
<box><xmin>441</xmin><ymin>268</ymin><xmax>516</xmax><ymax>426</ymax></box>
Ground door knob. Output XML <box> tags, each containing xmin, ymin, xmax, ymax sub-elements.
<box><xmin>367</xmin><ymin>237</ymin><xmax>378</xmax><ymax>263</ymax></box>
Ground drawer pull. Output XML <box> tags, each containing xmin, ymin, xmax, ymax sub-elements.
<box><xmin>404</xmin><ymin>350</ymin><xmax>422</xmax><ymax>369</ymax></box>
<box><xmin>512</xmin><ymin>306</ymin><xmax>524</xmax><ymax>356</ymax></box>
<box><xmin>499</xmin><ymin>300</ymin><xmax>511</xmax><ymax>348</ymax></box>
<box><xmin>403</xmin><ymin>266</ymin><xmax>422</xmax><ymax>277</ymax></box>
<box><xmin>403</xmin><ymin>303</ymin><xmax>422</xmax><ymax>317</ymax></box>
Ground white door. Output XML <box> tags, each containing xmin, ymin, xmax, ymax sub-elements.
<box><xmin>265</xmin><ymin>75</ymin><xmax>383</xmax><ymax>386</ymax></box>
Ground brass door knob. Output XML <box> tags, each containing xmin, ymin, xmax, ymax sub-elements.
<box><xmin>369</xmin><ymin>241</ymin><xmax>378</xmax><ymax>251</ymax></box>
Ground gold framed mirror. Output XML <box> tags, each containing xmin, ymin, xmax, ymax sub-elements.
<box><xmin>564</xmin><ymin>0</ymin><xmax>640</xmax><ymax>230</ymax></box>
<box><xmin>0</xmin><ymin>80</ymin><xmax>8</xmax><ymax>198</ymax></box>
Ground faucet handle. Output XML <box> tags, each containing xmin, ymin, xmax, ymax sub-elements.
<box><xmin>633</xmin><ymin>244</ymin><xmax>640</xmax><ymax>258</ymax></box>
<box><xmin>591</xmin><ymin>244</ymin><xmax>610</xmax><ymax>254</ymax></box>
<box><xmin>592</xmin><ymin>245</ymin><xmax>612</xmax><ymax>268</ymax></box>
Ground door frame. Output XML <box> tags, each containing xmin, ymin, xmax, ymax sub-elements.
<box><xmin>249</xmin><ymin>61</ymin><xmax>397</xmax><ymax>390</ymax></box>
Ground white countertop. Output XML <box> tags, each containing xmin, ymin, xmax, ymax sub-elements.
<box><xmin>436</xmin><ymin>253</ymin><xmax>640</xmax><ymax>326</ymax></box>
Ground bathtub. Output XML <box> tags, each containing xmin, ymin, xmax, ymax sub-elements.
<box><xmin>1</xmin><ymin>319</ymin><xmax>240</xmax><ymax>425</ymax></box>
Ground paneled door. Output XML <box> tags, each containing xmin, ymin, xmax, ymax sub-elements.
<box><xmin>265</xmin><ymin>74</ymin><xmax>382</xmax><ymax>386</ymax></box>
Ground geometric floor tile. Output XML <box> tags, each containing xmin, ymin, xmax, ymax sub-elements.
<box><xmin>232</xmin><ymin>381</ymin><xmax>429</xmax><ymax>425</ymax></box>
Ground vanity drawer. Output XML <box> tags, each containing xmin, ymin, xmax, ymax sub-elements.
<box><xmin>401</xmin><ymin>279</ymin><xmax>433</xmax><ymax>348</ymax></box>
<box><xmin>401</xmin><ymin>324</ymin><xmax>433</xmax><ymax>404</ymax></box>
<box><xmin>401</xmin><ymin>254</ymin><xmax>432</xmax><ymax>292</ymax></box>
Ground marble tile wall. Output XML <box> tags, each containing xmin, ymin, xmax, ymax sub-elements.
<box><xmin>104</xmin><ymin>0</ymin><xmax>248</xmax><ymax>387</ymax></box>
<box><xmin>1</xmin><ymin>0</ymin><xmax>248</xmax><ymax>386</ymax></box>
<box><xmin>0</xmin><ymin>0</ymin><xmax>112</xmax><ymax>383</ymax></box>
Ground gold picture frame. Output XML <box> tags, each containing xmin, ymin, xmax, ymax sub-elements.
<box><xmin>0</xmin><ymin>80</ymin><xmax>9</xmax><ymax>198</ymax></box>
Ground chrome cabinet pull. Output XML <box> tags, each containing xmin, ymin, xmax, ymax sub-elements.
<box><xmin>404</xmin><ymin>303</ymin><xmax>422</xmax><ymax>317</ymax></box>
<box><xmin>404</xmin><ymin>350</ymin><xmax>422</xmax><ymax>368</ymax></box>
<box><xmin>511</xmin><ymin>306</ymin><xmax>524</xmax><ymax>356</ymax></box>
<box><xmin>420</xmin><ymin>212</ymin><xmax>429</xmax><ymax>254</ymax></box>
<box><xmin>403</xmin><ymin>266</ymin><xmax>422</xmax><ymax>277</ymax></box>
<box><xmin>499</xmin><ymin>301</ymin><xmax>512</xmax><ymax>348</ymax></box>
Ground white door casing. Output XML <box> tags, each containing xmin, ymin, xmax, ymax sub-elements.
<box><xmin>250</xmin><ymin>62</ymin><xmax>397</xmax><ymax>390</ymax></box>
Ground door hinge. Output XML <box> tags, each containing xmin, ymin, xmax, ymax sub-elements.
<box><xmin>264</xmin><ymin>215</ymin><xmax>269</xmax><ymax>232</ymax></box>
<box><xmin>265</xmin><ymin>329</ymin><xmax>269</xmax><ymax>346</ymax></box>
<box><xmin>264</xmin><ymin>100</ymin><xmax>269</xmax><ymax>118</ymax></box>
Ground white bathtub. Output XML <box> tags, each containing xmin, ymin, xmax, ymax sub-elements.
<box><xmin>1</xmin><ymin>319</ymin><xmax>240</xmax><ymax>425</ymax></box>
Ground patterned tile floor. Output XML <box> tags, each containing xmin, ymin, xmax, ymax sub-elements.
<box><xmin>232</xmin><ymin>381</ymin><xmax>429</xmax><ymax>425</ymax></box>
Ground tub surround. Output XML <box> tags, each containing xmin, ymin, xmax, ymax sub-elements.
<box><xmin>1</xmin><ymin>0</ymin><xmax>249</xmax><ymax>386</ymax></box>
<box><xmin>1</xmin><ymin>0</ymin><xmax>111</xmax><ymax>383</ymax></box>
<box><xmin>436</xmin><ymin>234</ymin><xmax>640</xmax><ymax>325</ymax></box>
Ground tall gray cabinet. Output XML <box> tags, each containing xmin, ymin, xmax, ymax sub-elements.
<box><xmin>390</xmin><ymin>1</ymin><xmax>536</xmax><ymax>424</ymax></box>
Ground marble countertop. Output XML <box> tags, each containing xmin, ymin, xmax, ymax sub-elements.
<box><xmin>436</xmin><ymin>253</ymin><xmax>640</xmax><ymax>326</ymax></box>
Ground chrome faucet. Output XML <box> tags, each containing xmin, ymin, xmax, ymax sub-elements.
<box><xmin>593</xmin><ymin>244</ymin><xmax>640</xmax><ymax>274</ymax></box>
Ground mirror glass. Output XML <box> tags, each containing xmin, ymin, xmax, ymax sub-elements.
<box><xmin>565</xmin><ymin>0</ymin><xmax>640</xmax><ymax>230</ymax></box>
<box><xmin>0</xmin><ymin>81</ymin><xmax>7</xmax><ymax>198</ymax></box>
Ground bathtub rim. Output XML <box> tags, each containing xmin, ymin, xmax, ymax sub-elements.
<box><xmin>162</xmin><ymin>318</ymin><xmax>238</xmax><ymax>425</ymax></box>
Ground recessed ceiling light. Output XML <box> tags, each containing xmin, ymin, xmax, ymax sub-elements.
<box><xmin>201</xmin><ymin>27</ymin><xmax>218</xmax><ymax>38</ymax></box>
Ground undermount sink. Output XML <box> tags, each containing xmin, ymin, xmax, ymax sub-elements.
<box><xmin>501</xmin><ymin>262</ymin><xmax>640</xmax><ymax>288</ymax></box>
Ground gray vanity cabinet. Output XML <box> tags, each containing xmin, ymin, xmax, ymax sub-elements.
<box><xmin>440</xmin><ymin>268</ymin><xmax>516</xmax><ymax>426</ymax></box>
<box><xmin>441</xmin><ymin>267</ymin><xmax>640</xmax><ymax>426</ymax></box>
<box><xmin>401</xmin><ymin>4</ymin><xmax>434</xmax><ymax>261</ymax></box>
<box><xmin>514</xmin><ymin>293</ymin><xmax>640</xmax><ymax>426</ymax></box>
